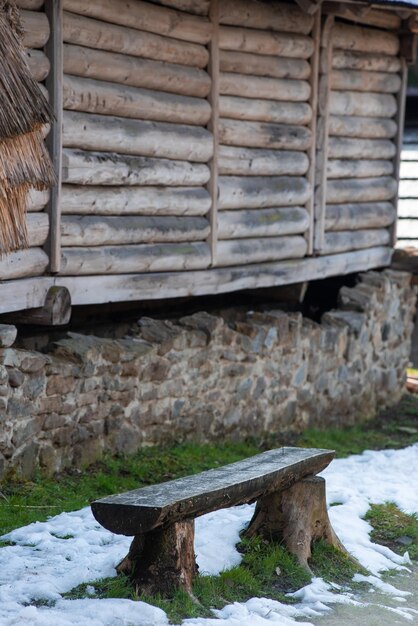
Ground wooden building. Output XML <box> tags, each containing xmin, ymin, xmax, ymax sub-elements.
<box><xmin>2</xmin><ymin>0</ymin><xmax>418</xmax><ymax>318</ymax></box>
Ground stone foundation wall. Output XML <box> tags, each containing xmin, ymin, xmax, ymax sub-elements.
<box><xmin>0</xmin><ymin>269</ymin><xmax>415</xmax><ymax>479</ymax></box>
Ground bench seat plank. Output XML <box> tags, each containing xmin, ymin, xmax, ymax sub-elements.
<box><xmin>91</xmin><ymin>447</ymin><xmax>334</xmax><ymax>535</ymax></box>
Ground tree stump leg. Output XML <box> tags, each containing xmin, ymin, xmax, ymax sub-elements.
<box><xmin>116</xmin><ymin>519</ymin><xmax>198</xmax><ymax>595</ymax></box>
<box><xmin>245</xmin><ymin>476</ymin><xmax>349</xmax><ymax>571</ymax></box>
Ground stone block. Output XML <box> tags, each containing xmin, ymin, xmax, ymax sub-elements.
<box><xmin>7</xmin><ymin>368</ymin><xmax>24</xmax><ymax>388</ymax></box>
<box><xmin>0</xmin><ymin>325</ymin><xmax>17</xmax><ymax>348</ymax></box>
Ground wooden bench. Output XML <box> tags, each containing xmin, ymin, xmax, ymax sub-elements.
<box><xmin>91</xmin><ymin>447</ymin><xmax>346</xmax><ymax>595</ymax></box>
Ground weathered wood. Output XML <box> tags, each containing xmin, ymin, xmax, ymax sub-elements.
<box><xmin>60</xmin><ymin>185</ymin><xmax>211</xmax><ymax>216</ymax></box>
<box><xmin>91</xmin><ymin>448</ymin><xmax>334</xmax><ymax>535</ymax></box>
<box><xmin>44</xmin><ymin>0</ymin><xmax>63</xmax><ymax>274</ymax></box>
<box><xmin>306</xmin><ymin>9</ymin><xmax>320</xmax><ymax>254</ymax></box>
<box><xmin>63</xmin><ymin>44</ymin><xmax>210</xmax><ymax>98</ymax></box>
<box><xmin>327</xmin><ymin>177</ymin><xmax>397</xmax><ymax>203</ymax></box>
<box><xmin>218</xmin><ymin>176</ymin><xmax>310</xmax><ymax>209</ymax></box>
<box><xmin>62</xmin><ymin>149</ymin><xmax>210</xmax><ymax>186</ymax></box>
<box><xmin>217</xmin><ymin>236</ymin><xmax>308</xmax><ymax>265</ymax></box>
<box><xmin>27</xmin><ymin>213</ymin><xmax>49</xmax><ymax>247</ymax></box>
<box><xmin>62</xmin><ymin>111</ymin><xmax>214</xmax><ymax>162</ymax></box>
<box><xmin>62</xmin><ymin>0</ymin><xmax>212</xmax><ymax>44</ymax></box>
<box><xmin>219</xmin><ymin>72</ymin><xmax>311</xmax><ymax>101</ymax></box>
<box><xmin>245</xmin><ymin>476</ymin><xmax>347</xmax><ymax>571</ymax></box>
<box><xmin>21</xmin><ymin>9</ymin><xmax>50</xmax><ymax>48</ymax></box>
<box><xmin>220</xmin><ymin>97</ymin><xmax>312</xmax><ymax>125</ymax></box>
<box><xmin>60</xmin><ymin>242</ymin><xmax>211</xmax><ymax>275</ymax></box>
<box><xmin>329</xmin><ymin>49</ymin><xmax>401</xmax><ymax>73</ymax></box>
<box><xmin>27</xmin><ymin>189</ymin><xmax>50</xmax><ymax>212</ymax></box>
<box><xmin>332</xmin><ymin>23</ymin><xmax>399</xmax><ymax>55</ymax></box>
<box><xmin>219</xmin><ymin>119</ymin><xmax>311</xmax><ymax>151</ymax></box>
<box><xmin>331</xmin><ymin>69</ymin><xmax>401</xmax><ymax>94</ymax></box>
<box><xmin>330</xmin><ymin>91</ymin><xmax>397</xmax><ymax>118</ymax></box>
<box><xmin>328</xmin><ymin>115</ymin><xmax>397</xmax><ymax>140</ymax></box>
<box><xmin>219</xmin><ymin>0</ymin><xmax>313</xmax><ymax>34</ymax></box>
<box><xmin>322</xmin><ymin>3</ymin><xmax>401</xmax><ymax>31</ymax></box>
<box><xmin>205</xmin><ymin>0</ymin><xmax>219</xmax><ymax>265</ymax></box>
<box><xmin>62</xmin><ymin>75</ymin><xmax>211</xmax><ymax>126</ymax></box>
<box><xmin>60</xmin><ymin>246</ymin><xmax>393</xmax><ymax>305</ymax></box>
<box><xmin>16</xmin><ymin>0</ymin><xmax>44</xmax><ymax>8</ymax></box>
<box><xmin>0</xmin><ymin>248</ymin><xmax>49</xmax><ymax>280</ymax></box>
<box><xmin>118</xmin><ymin>520</ymin><xmax>197</xmax><ymax>595</ymax></box>
<box><xmin>325</xmin><ymin>202</ymin><xmax>396</xmax><ymax>231</ymax></box>
<box><xmin>63</xmin><ymin>11</ymin><xmax>209</xmax><ymax>68</ymax></box>
<box><xmin>218</xmin><ymin>146</ymin><xmax>309</xmax><ymax>176</ymax></box>
<box><xmin>10</xmin><ymin>286</ymin><xmax>72</xmax><ymax>326</ymax></box>
<box><xmin>61</xmin><ymin>215</ymin><xmax>210</xmax><ymax>246</ymax></box>
<box><xmin>26</xmin><ymin>50</ymin><xmax>50</xmax><ymax>81</ymax></box>
<box><xmin>323</xmin><ymin>229</ymin><xmax>390</xmax><ymax>255</ymax></box>
<box><xmin>218</xmin><ymin>207</ymin><xmax>309</xmax><ymax>239</ymax></box>
<box><xmin>219</xmin><ymin>26</ymin><xmax>314</xmax><ymax>59</ymax></box>
<box><xmin>220</xmin><ymin>50</ymin><xmax>310</xmax><ymax>80</ymax></box>
<box><xmin>147</xmin><ymin>0</ymin><xmax>209</xmax><ymax>15</ymax></box>
<box><xmin>391</xmin><ymin>58</ymin><xmax>408</xmax><ymax>246</ymax></box>
<box><xmin>327</xmin><ymin>159</ymin><xmax>394</xmax><ymax>179</ymax></box>
<box><xmin>328</xmin><ymin>137</ymin><xmax>396</xmax><ymax>160</ymax></box>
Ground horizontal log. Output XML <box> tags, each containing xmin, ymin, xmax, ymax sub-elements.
<box><xmin>330</xmin><ymin>91</ymin><xmax>397</xmax><ymax>118</ymax></box>
<box><xmin>323</xmin><ymin>229</ymin><xmax>390</xmax><ymax>255</ymax></box>
<box><xmin>0</xmin><ymin>248</ymin><xmax>48</xmax><ymax>280</ymax></box>
<box><xmin>59</xmin><ymin>247</ymin><xmax>392</xmax><ymax>305</ymax></box>
<box><xmin>62</xmin><ymin>0</ymin><xmax>212</xmax><ymax>44</ymax></box>
<box><xmin>220</xmin><ymin>97</ymin><xmax>312</xmax><ymax>125</ymax></box>
<box><xmin>398</xmin><ymin>199</ymin><xmax>418</xmax><ymax>218</ymax></box>
<box><xmin>220</xmin><ymin>72</ymin><xmax>310</xmax><ymax>102</ymax></box>
<box><xmin>325</xmin><ymin>202</ymin><xmax>395</xmax><ymax>232</ymax></box>
<box><xmin>21</xmin><ymin>9</ymin><xmax>50</xmax><ymax>48</ymax></box>
<box><xmin>27</xmin><ymin>188</ymin><xmax>49</xmax><ymax>212</ymax></box>
<box><xmin>220</xmin><ymin>50</ymin><xmax>310</xmax><ymax>80</ymax></box>
<box><xmin>62</xmin><ymin>149</ymin><xmax>210</xmax><ymax>186</ymax></box>
<box><xmin>399</xmin><ymin>180</ymin><xmax>418</xmax><ymax>198</ymax></box>
<box><xmin>330</xmin><ymin>49</ymin><xmax>401</xmax><ymax>73</ymax></box>
<box><xmin>327</xmin><ymin>159</ymin><xmax>394</xmax><ymax>179</ymax></box>
<box><xmin>219</xmin><ymin>0</ymin><xmax>313</xmax><ymax>35</ymax></box>
<box><xmin>219</xmin><ymin>119</ymin><xmax>311</xmax><ymax>151</ymax></box>
<box><xmin>61</xmin><ymin>185</ymin><xmax>211</xmax><ymax>216</ymax></box>
<box><xmin>332</xmin><ymin>23</ymin><xmax>399</xmax><ymax>56</ymax></box>
<box><xmin>219</xmin><ymin>146</ymin><xmax>309</xmax><ymax>176</ymax></box>
<box><xmin>219</xmin><ymin>26</ymin><xmax>314</xmax><ymax>60</ymax></box>
<box><xmin>63</xmin><ymin>111</ymin><xmax>214</xmax><ymax>162</ymax></box>
<box><xmin>326</xmin><ymin>177</ymin><xmax>397</xmax><ymax>204</ymax></box>
<box><xmin>16</xmin><ymin>0</ymin><xmax>44</xmax><ymax>8</ymax></box>
<box><xmin>63</xmin><ymin>12</ymin><xmax>209</xmax><ymax>68</ymax></box>
<box><xmin>328</xmin><ymin>137</ymin><xmax>396</xmax><ymax>160</ymax></box>
<box><xmin>396</xmin><ymin>219</ymin><xmax>418</xmax><ymax>240</ymax></box>
<box><xmin>61</xmin><ymin>215</ymin><xmax>209</xmax><ymax>246</ymax></box>
<box><xmin>63</xmin><ymin>44</ymin><xmax>210</xmax><ymax>98</ymax></box>
<box><xmin>59</xmin><ymin>242</ymin><xmax>211</xmax><ymax>275</ymax></box>
<box><xmin>218</xmin><ymin>207</ymin><xmax>309</xmax><ymax>239</ymax></box>
<box><xmin>331</xmin><ymin>69</ymin><xmax>401</xmax><ymax>94</ymax></box>
<box><xmin>328</xmin><ymin>115</ymin><xmax>397</xmax><ymax>139</ymax></box>
<box><xmin>218</xmin><ymin>176</ymin><xmax>310</xmax><ymax>209</ymax></box>
<box><xmin>400</xmin><ymin>161</ymin><xmax>418</xmax><ymax>178</ymax></box>
<box><xmin>322</xmin><ymin>4</ymin><xmax>401</xmax><ymax>31</ymax></box>
<box><xmin>146</xmin><ymin>0</ymin><xmax>209</xmax><ymax>15</ymax></box>
<box><xmin>216</xmin><ymin>236</ymin><xmax>307</xmax><ymax>266</ymax></box>
<box><xmin>27</xmin><ymin>213</ymin><xmax>49</xmax><ymax>247</ymax></box>
<box><xmin>26</xmin><ymin>49</ymin><xmax>50</xmax><ymax>81</ymax></box>
<box><xmin>63</xmin><ymin>75</ymin><xmax>211</xmax><ymax>126</ymax></box>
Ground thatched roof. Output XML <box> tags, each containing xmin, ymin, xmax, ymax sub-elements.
<box><xmin>0</xmin><ymin>0</ymin><xmax>55</xmax><ymax>255</ymax></box>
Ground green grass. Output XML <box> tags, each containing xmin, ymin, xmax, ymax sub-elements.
<box><xmin>365</xmin><ymin>503</ymin><xmax>418</xmax><ymax>561</ymax></box>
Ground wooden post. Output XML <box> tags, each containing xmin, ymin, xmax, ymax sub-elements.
<box><xmin>307</xmin><ymin>10</ymin><xmax>321</xmax><ymax>255</ymax></box>
<box><xmin>245</xmin><ymin>476</ymin><xmax>350</xmax><ymax>572</ymax></box>
<box><xmin>207</xmin><ymin>0</ymin><xmax>219</xmax><ymax>266</ymax></box>
<box><xmin>314</xmin><ymin>15</ymin><xmax>334</xmax><ymax>253</ymax></box>
<box><xmin>391</xmin><ymin>57</ymin><xmax>408</xmax><ymax>247</ymax></box>
<box><xmin>44</xmin><ymin>0</ymin><xmax>63</xmax><ymax>273</ymax></box>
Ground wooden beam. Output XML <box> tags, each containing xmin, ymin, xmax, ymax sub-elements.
<box><xmin>314</xmin><ymin>15</ymin><xmax>334</xmax><ymax>253</ymax></box>
<box><xmin>44</xmin><ymin>0</ymin><xmax>63</xmax><ymax>274</ymax></box>
<box><xmin>307</xmin><ymin>10</ymin><xmax>320</xmax><ymax>255</ymax></box>
<box><xmin>400</xmin><ymin>33</ymin><xmax>417</xmax><ymax>65</ymax></box>
<box><xmin>8</xmin><ymin>286</ymin><xmax>71</xmax><ymax>326</ymax></box>
<box><xmin>207</xmin><ymin>0</ymin><xmax>219</xmax><ymax>267</ymax></box>
<box><xmin>391</xmin><ymin>57</ymin><xmax>408</xmax><ymax>247</ymax></box>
